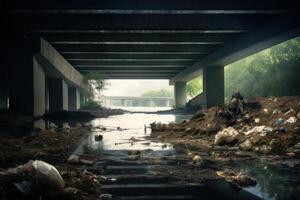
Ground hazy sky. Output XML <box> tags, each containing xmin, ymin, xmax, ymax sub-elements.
<box><xmin>102</xmin><ymin>79</ymin><xmax>173</xmax><ymax>97</ymax></box>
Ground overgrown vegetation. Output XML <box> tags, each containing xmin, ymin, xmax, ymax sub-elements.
<box><xmin>186</xmin><ymin>76</ymin><xmax>203</xmax><ymax>98</ymax></box>
<box><xmin>225</xmin><ymin>37</ymin><xmax>300</xmax><ymax>100</ymax></box>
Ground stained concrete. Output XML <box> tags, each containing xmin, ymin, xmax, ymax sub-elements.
<box><xmin>174</xmin><ymin>82</ymin><xmax>187</xmax><ymax>108</ymax></box>
<box><xmin>33</xmin><ymin>57</ymin><xmax>46</xmax><ymax>117</ymax></box>
<box><xmin>203</xmin><ymin>66</ymin><xmax>224</xmax><ymax>109</ymax></box>
<box><xmin>68</xmin><ymin>87</ymin><xmax>80</xmax><ymax>110</ymax></box>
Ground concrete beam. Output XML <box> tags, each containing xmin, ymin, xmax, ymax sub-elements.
<box><xmin>37</xmin><ymin>38</ymin><xmax>89</xmax><ymax>94</ymax></box>
<box><xmin>202</xmin><ymin>66</ymin><xmax>224</xmax><ymax>109</ymax></box>
<box><xmin>171</xmin><ymin>16</ymin><xmax>300</xmax><ymax>83</ymax></box>
<box><xmin>174</xmin><ymin>82</ymin><xmax>187</xmax><ymax>108</ymax></box>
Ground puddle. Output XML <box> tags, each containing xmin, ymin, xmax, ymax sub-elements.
<box><xmin>72</xmin><ymin>113</ymin><xmax>191</xmax><ymax>156</ymax></box>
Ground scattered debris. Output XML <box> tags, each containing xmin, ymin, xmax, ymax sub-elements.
<box><xmin>216</xmin><ymin>169</ymin><xmax>256</xmax><ymax>187</ymax></box>
<box><xmin>99</xmin><ymin>193</ymin><xmax>112</xmax><ymax>200</ymax></box>
<box><xmin>239</xmin><ymin>139</ymin><xmax>252</xmax><ymax>151</ymax></box>
<box><xmin>192</xmin><ymin>155</ymin><xmax>202</xmax><ymax>163</ymax></box>
<box><xmin>286</xmin><ymin>116</ymin><xmax>297</xmax><ymax>124</ymax></box>
<box><xmin>214</xmin><ymin>127</ymin><xmax>239</xmax><ymax>145</ymax></box>
<box><xmin>67</xmin><ymin>155</ymin><xmax>95</xmax><ymax>165</ymax></box>
<box><xmin>244</xmin><ymin>126</ymin><xmax>273</xmax><ymax>136</ymax></box>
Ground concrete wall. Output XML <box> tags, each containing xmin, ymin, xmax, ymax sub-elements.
<box><xmin>174</xmin><ymin>82</ymin><xmax>187</xmax><ymax>108</ymax></box>
<box><xmin>33</xmin><ymin>57</ymin><xmax>46</xmax><ymax>116</ymax></box>
<box><xmin>49</xmin><ymin>79</ymin><xmax>68</xmax><ymax>112</ymax></box>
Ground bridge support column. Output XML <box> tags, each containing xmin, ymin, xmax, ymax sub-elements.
<box><xmin>203</xmin><ymin>66</ymin><xmax>224</xmax><ymax>109</ymax></box>
<box><xmin>80</xmin><ymin>94</ymin><xmax>87</xmax><ymax>108</ymax></box>
<box><xmin>49</xmin><ymin>79</ymin><xmax>68</xmax><ymax>112</ymax></box>
<box><xmin>68</xmin><ymin>87</ymin><xmax>80</xmax><ymax>110</ymax></box>
<box><xmin>174</xmin><ymin>81</ymin><xmax>187</xmax><ymax>108</ymax></box>
<box><xmin>0</xmin><ymin>89</ymin><xmax>8</xmax><ymax>110</ymax></box>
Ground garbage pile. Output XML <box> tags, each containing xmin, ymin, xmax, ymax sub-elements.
<box><xmin>151</xmin><ymin>94</ymin><xmax>300</xmax><ymax>157</ymax></box>
<box><xmin>0</xmin><ymin>160</ymin><xmax>102</xmax><ymax>200</ymax></box>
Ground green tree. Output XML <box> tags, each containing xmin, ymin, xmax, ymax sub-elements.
<box><xmin>141</xmin><ymin>89</ymin><xmax>173</xmax><ymax>97</ymax></box>
<box><xmin>186</xmin><ymin>76</ymin><xmax>203</xmax><ymax>98</ymax></box>
<box><xmin>225</xmin><ymin>37</ymin><xmax>300</xmax><ymax>100</ymax></box>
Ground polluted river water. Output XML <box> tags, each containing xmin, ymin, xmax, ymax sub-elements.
<box><xmin>68</xmin><ymin>108</ymin><xmax>300</xmax><ymax>200</ymax></box>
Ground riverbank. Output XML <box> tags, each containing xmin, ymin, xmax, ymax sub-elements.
<box><xmin>149</xmin><ymin>95</ymin><xmax>300</xmax><ymax>188</ymax></box>
<box><xmin>0</xmin><ymin>126</ymin><xmax>104</xmax><ymax>200</ymax></box>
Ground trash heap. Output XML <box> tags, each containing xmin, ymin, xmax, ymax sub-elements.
<box><xmin>151</xmin><ymin>93</ymin><xmax>300</xmax><ymax>156</ymax></box>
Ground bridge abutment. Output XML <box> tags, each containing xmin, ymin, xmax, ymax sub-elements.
<box><xmin>174</xmin><ymin>81</ymin><xmax>187</xmax><ymax>108</ymax></box>
<box><xmin>203</xmin><ymin>66</ymin><xmax>224</xmax><ymax>109</ymax></box>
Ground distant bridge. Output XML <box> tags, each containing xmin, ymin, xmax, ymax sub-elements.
<box><xmin>100</xmin><ymin>96</ymin><xmax>174</xmax><ymax>107</ymax></box>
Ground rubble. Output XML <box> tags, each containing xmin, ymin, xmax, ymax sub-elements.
<box><xmin>216</xmin><ymin>169</ymin><xmax>257</xmax><ymax>187</ymax></box>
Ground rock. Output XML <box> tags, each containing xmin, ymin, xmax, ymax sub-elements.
<box><xmin>263</xmin><ymin>108</ymin><xmax>269</xmax><ymax>113</ymax></box>
<box><xmin>216</xmin><ymin>170</ymin><xmax>256</xmax><ymax>187</ymax></box>
<box><xmin>287</xmin><ymin>152</ymin><xmax>295</xmax><ymax>157</ymax></box>
<box><xmin>286</xmin><ymin>116</ymin><xmax>297</xmax><ymax>124</ymax></box>
<box><xmin>254</xmin><ymin>118</ymin><xmax>260</xmax><ymax>123</ymax></box>
<box><xmin>99</xmin><ymin>193</ymin><xmax>112</xmax><ymax>200</ymax></box>
<box><xmin>240</xmin><ymin>139</ymin><xmax>252</xmax><ymax>151</ymax></box>
<box><xmin>214</xmin><ymin>127</ymin><xmax>239</xmax><ymax>145</ymax></box>
<box><xmin>49</xmin><ymin>123</ymin><xmax>57</xmax><ymax>129</ymax></box>
<box><xmin>192</xmin><ymin>155</ymin><xmax>202</xmax><ymax>163</ymax></box>
<box><xmin>67</xmin><ymin>155</ymin><xmax>95</xmax><ymax>165</ymax></box>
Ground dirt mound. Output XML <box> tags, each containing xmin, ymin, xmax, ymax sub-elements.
<box><xmin>151</xmin><ymin>95</ymin><xmax>300</xmax><ymax>156</ymax></box>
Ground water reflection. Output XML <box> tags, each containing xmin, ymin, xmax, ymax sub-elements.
<box><xmin>86</xmin><ymin>113</ymin><xmax>190</xmax><ymax>151</ymax></box>
<box><xmin>241</xmin><ymin>159</ymin><xmax>300</xmax><ymax>200</ymax></box>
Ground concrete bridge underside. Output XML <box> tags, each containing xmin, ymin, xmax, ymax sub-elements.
<box><xmin>0</xmin><ymin>0</ymin><xmax>300</xmax><ymax>116</ymax></box>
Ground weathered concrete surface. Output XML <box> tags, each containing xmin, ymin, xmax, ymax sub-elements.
<box><xmin>49</xmin><ymin>79</ymin><xmax>68</xmax><ymax>112</ymax></box>
<box><xmin>33</xmin><ymin>57</ymin><xmax>46</xmax><ymax>116</ymax></box>
<box><xmin>39</xmin><ymin>38</ymin><xmax>89</xmax><ymax>93</ymax></box>
<box><xmin>203</xmin><ymin>66</ymin><xmax>224</xmax><ymax>109</ymax></box>
<box><xmin>174</xmin><ymin>82</ymin><xmax>187</xmax><ymax>108</ymax></box>
<box><xmin>68</xmin><ymin>87</ymin><xmax>80</xmax><ymax>110</ymax></box>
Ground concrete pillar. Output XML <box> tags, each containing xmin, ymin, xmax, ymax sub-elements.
<box><xmin>0</xmin><ymin>89</ymin><xmax>9</xmax><ymax>110</ymax></box>
<box><xmin>48</xmin><ymin>79</ymin><xmax>68</xmax><ymax>112</ymax></box>
<box><xmin>80</xmin><ymin>94</ymin><xmax>87</xmax><ymax>108</ymax></box>
<box><xmin>33</xmin><ymin>58</ymin><xmax>46</xmax><ymax>117</ymax></box>
<box><xmin>174</xmin><ymin>81</ymin><xmax>187</xmax><ymax>108</ymax></box>
<box><xmin>68</xmin><ymin>87</ymin><xmax>80</xmax><ymax>110</ymax></box>
<box><xmin>203</xmin><ymin>66</ymin><xmax>224</xmax><ymax>109</ymax></box>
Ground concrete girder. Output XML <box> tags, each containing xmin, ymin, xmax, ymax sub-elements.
<box><xmin>171</xmin><ymin>16</ymin><xmax>300</xmax><ymax>83</ymax></box>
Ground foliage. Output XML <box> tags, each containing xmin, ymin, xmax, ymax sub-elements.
<box><xmin>81</xmin><ymin>99</ymin><xmax>103</xmax><ymax>110</ymax></box>
<box><xmin>140</xmin><ymin>89</ymin><xmax>173</xmax><ymax>97</ymax></box>
<box><xmin>186</xmin><ymin>76</ymin><xmax>203</xmax><ymax>98</ymax></box>
<box><xmin>225</xmin><ymin>37</ymin><xmax>300</xmax><ymax>100</ymax></box>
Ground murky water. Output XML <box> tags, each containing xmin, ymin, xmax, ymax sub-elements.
<box><xmin>74</xmin><ymin>113</ymin><xmax>190</xmax><ymax>155</ymax></box>
<box><xmin>70</xmin><ymin>111</ymin><xmax>300</xmax><ymax>200</ymax></box>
